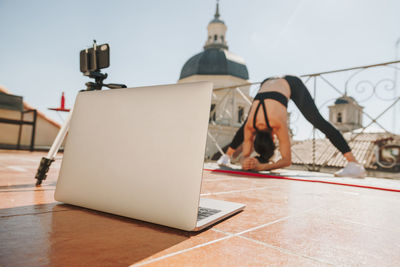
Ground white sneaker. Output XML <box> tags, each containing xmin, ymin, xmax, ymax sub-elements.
<box><xmin>217</xmin><ymin>154</ymin><xmax>231</xmax><ymax>166</ymax></box>
<box><xmin>334</xmin><ymin>162</ymin><xmax>366</xmax><ymax>178</ymax></box>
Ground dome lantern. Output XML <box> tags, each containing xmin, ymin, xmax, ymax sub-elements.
<box><xmin>204</xmin><ymin>0</ymin><xmax>228</xmax><ymax>50</ymax></box>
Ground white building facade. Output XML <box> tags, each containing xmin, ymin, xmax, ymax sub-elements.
<box><xmin>178</xmin><ymin>2</ymin><xmax>251</xmax><ymax>159</ymax></box>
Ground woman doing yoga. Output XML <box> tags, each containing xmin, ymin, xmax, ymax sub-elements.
<box><xmin>217</xmin><ymin>75</ymin><xmax>366</xmax><ymax>178</ymax></box>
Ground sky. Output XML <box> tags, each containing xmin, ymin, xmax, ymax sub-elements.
<box><xmin>1</xmin><ymin>0</ymin><xmax>400</xmax><ymax>139</ymax></box>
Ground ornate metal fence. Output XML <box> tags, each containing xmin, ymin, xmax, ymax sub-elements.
<box><xmin>207</xmin><ymin>60</ymin><xmax>400</xmax><ymax>174</ymax></box>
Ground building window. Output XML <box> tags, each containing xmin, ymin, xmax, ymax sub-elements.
<box><xmin>337</xmin><ymin>112</ymin><xmax>342</xmax><ymax>123</ymax></box>
<box><xmin>238</xmin><ymin>106</ymin><xmax>244</xmax><ymax>123</ymax></box>
<box><xmin>210</xmin><ymin>104</ymin><xmax>216</xmax><ymax>122</ymax></box>
<box><xmin>214</xmin><ymin>34</ymin><xmax>217</xmax><ymax>41</ymax></box>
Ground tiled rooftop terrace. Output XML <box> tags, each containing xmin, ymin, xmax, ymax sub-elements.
<box><xmin>1</xmin><ymin>149</ymin><xmax>400</xmax><ymax>266</ymax></box>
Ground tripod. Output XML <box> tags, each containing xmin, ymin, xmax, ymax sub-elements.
<box><xmin>34</xmin><ymin>70</ymin><xmax>126</xmax><ymax>186</ymax></box>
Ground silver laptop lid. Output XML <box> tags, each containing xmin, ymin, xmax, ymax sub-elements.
<box><xmin>55</xmin><ymin>82</ymin><xmax>213</xmax><ymax>231</ymax></box>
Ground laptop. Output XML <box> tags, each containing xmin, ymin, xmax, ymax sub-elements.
<box><xmin>54</xmin><ymin>81</ymin><xmax>245</xmax><ymax>231</ymax></box>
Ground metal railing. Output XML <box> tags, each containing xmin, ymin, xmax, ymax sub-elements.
<box><xmin>207</xmin><ymin>60</ymin><xmax>400</xmax><ymax>172</ymax></box>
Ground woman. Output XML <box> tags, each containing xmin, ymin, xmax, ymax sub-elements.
<box><xmin>217</xmin><ymin>75</ymin><xmax>366</xmax><ymax>178</ymax></box>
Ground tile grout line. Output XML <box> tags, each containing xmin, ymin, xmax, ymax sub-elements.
<box><xmin>202</xmin><ymin>177</ymin><xmax>260</xmax><ymax>181</ymax></box>
<box><xmin>0</xmin><ymin>189</ymin><xmax>55</xmax><ymax>193</ymax></box>
<box><xmin>130</xmin><ymin>234</ymin><xmax>233</xmax><ymax>267</ymax></box>
<box><xmin>0</xmin><ymin>209</ymin><xmax>73</xmax><ymax>218</ymax></box>
<box><xmin>229</xmin><ymin>194</ymin><xmax>357</xmax><ymax>237</ymax></box>
<box><xmin>338</xmin><ymin>218</ymin><xmax>400</xmax><ymax>234</ymax></box>
<box><xmin>237</xmin><ymin>235</ymin><xmax>335</xmax><ymax>266</ymax></box>
<box><xmin>302</xmin><ymin>193</ymin><xmax>400</xmax><ymax>234</ymax></box>
<box><xmin>134</xmin><ymin>205</ymin><xmax>325</xmax><ymax>266</ymax></box>
<box><xmin>200</xmin><ymin>185</ymin><xmax>282</xmax><ymax>196</ymax></box>
<box><xmin>132</xmin><ymin>194</ymin><xmax>357</xmax><ymax>266</ymax></box>
<box><xmin>234</xmin><ymin>205</ymin><xmax>322</xmax><ymax>236</ymax></box>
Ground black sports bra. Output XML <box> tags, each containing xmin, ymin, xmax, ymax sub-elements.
<box><xmin>253</xmin><ymin>91</ymin><xmax>288</xmax><ymax>131</ymax></box>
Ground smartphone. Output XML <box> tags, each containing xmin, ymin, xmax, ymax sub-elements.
<box><xmin>80</xmin><ymin>43</ymin><xmax>110</xmax><ymax>73</ymax></box>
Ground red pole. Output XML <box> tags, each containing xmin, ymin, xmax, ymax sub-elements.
<box><xmin>61</xmin><ymin>92</ymin><xmax>65</xmax><ymax>109</ymax></box>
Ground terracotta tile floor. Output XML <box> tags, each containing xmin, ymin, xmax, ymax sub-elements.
<box><xmin>1</xmin><ymin>149</ymin><xmax>400</xmax><ymax>266</ymax></box>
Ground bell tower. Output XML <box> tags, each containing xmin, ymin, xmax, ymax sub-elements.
<box><xmin>328</xmin><ymin>96</ymin><xmax>363</xmax><ymax>132</ymax></box>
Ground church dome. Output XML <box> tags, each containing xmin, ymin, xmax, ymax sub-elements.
<box><xmin>179</xmin><ymin>2</ymin><xmax>249</xmax><ymax>81</ymax></box>
<box><xmin>179</xmin><ymin>48</ymin><xmax>249</xmax><ymax>80</ymax></box>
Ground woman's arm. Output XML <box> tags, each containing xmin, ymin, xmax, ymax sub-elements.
<box><xmin>255</xmin><ymin>124</ymin><xmax>291</xmax><ymax>171</ymax></box>
<box><xmin>241</xmin><ymin>121</ymin><xmax>256</xmax><ymax>170</ymax></box>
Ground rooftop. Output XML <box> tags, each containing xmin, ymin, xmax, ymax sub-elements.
<box><xmin>291</xmin><ymin>132</ymin><xmax>400</xmax><ymax>176</ymax></box>
<box><xmin>1</xmin><ymin>150</ymin><xmax>400</xmax><ymax>266</ymax></box>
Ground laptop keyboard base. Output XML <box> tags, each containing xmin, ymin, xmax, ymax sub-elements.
<box><xmin>197</xmin><ymin>207</ymin><xmax>221</xmax><ymax>221</ymax></box>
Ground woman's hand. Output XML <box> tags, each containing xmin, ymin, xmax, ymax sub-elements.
<box><xmin>242</xmin><ymin>157</ymin><xmax>275</xmax><ymax>171</ymax></box>
<box><xmin>242</xmin><ymin>157</ymin><xmax>260</xmax><ymax>170</ymax></box>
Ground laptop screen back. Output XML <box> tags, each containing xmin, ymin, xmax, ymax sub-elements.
<box><xmin>55</xmin><ymin>82</ymin><xmax>213</xmax><ymax>231</ymax></box>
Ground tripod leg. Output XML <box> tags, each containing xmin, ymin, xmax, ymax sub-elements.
<box><xmin>35</xmin><ymin>109</ymin><xmax>73</xmax><ymax>186</ymax></box>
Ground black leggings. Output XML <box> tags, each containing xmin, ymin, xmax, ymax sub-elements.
<box><xmin>228</xmin><ymin>75</ymin><xmax>351</xmax><ymax>154</ymax></box>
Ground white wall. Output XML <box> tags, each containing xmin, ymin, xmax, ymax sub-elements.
<box><xmin>179</xmin><ymin>74</ymin><xmax>251</xmax><ymax>158</ymax></box>
<box><xmin>0</xmin><ymin>108</ymin><xmax>64</xmax><ymax>149</ymax></box>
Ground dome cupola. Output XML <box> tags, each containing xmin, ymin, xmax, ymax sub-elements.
<box><xmin>179</xmin><ymin>1</ymin><xmax>249</xmax><ymax>80</ymax></box>
<box><xmin>204</xmin><ymin>1</ymin><xmax>228</xmax><ymax>50</ymax></box>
